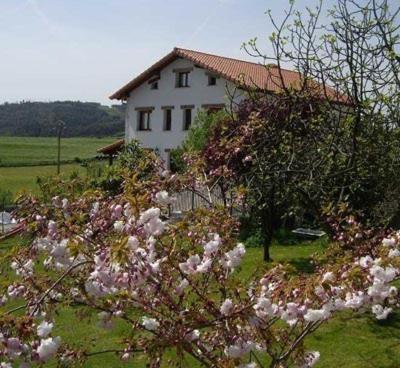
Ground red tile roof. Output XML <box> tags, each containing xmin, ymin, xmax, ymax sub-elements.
<box><xmin>110</xmin><ymin>47</ymin><xmax>345</xmax><ymax>102</ymax></box>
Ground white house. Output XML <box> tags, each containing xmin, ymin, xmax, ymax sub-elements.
<box><xmin>105</xmin><ymin>47</ymin><xmax>337</xmax><ymax>167</ymax></box>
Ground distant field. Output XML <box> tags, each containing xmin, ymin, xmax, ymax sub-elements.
<box><xmin>0</xmin><ymin>164</ymin><xmax>87</xmax><ymax>199</ymax></box>
<box><xmin>0</xmin><ymin>136</ymin><xmax>117</xmax><ymax>166</ymax></box>
<box><xmin>0</xmin><ymin>136</ymin><xmax>117</xmax><ymax>200</ymax></box>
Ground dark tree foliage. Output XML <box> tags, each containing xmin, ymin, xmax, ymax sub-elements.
<box><xmin>0</xmin><ymin>101</ymin><xmax>125</xmax><ymax>137</ymax></box>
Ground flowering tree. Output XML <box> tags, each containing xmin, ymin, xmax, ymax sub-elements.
<box><xmin>1</xmin><ymin>162</ymin><xmax>400</xmax><ymax>368</ymax></box>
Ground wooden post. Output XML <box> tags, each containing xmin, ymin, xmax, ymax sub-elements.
<box><xmin>1</xmin><ymin>198</ymin><xmax>5</xmax><ymax>234</ymax></box>
<box><xmin>56</xmin><ymin>120</ymin><xmax>65</xmax><ymax>175</ymax></box>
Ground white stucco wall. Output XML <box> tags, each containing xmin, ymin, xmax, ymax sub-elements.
<box><xmin>125</xmin><ymin>58</ymin><xmax>244</xmax><ymax>167</ymax></box>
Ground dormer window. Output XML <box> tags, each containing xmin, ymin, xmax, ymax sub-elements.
<box><xmin>208</xmin><ymin>75</ymin><xmax>217</xmax><ymax>86</ymax></box>
<box><xmin>206</xmin><ymin>72</ymin><xmax>218</xmax><ymax>86</ymax></box>
<box><xmin>174</xmin><ymin>67</ymin><xmax>193</xmax><ymax>88</ymax></box>
<box><xmin>148</xmin><ymin>75</ymin><xmax>159</xmax><ymax>90</ymax></box>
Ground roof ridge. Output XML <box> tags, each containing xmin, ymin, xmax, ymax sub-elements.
<box><xmin>175</xmin><ymin>47</ymin><xmax>300</xmax><ymax>76</ymax></box>
<box><xmin>174</xmin><ymin>47</ymin><xmax>268</xmax><ymax>67</ymax></box>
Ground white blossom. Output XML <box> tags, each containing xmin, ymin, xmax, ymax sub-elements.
<box><xmin>138</xmin><ymin>207</ymin><xmax>161</xmax><ymax>225</ymax></box>
<box><xmin>175</xmin><ymin>278</ymin><xmax>189</xmax><ymax>295</ymax></box>
<box><xmin>220</xmin><ymin>299</ymin><xmax>234</xmax><ymax>316</ymax></box>
<box><xmin>37</xmin><ymin>336</ymin><xmax>61</xmax><ymax>361</ymax></box>
<box><xmin>370</xmin><ymin>265</ymin><xmax>396</xmax><ymax>283</ymax></box>
<box><xmin>127</xmin><ymin>236</ymin><xmax>139</xmax><ymax>251</ymax></box>
<box><xmin>388</xmin><ymin>248</ymin><xmax>400</xmax><ymax>258</ymax></box>
<box><xmin>155</xmin><ymin>190</ymin><xmax>176</xmax><ymax>205</ymax></box>
<box><xmin>300</xmin><ymin>351</ymin><xmax>320</xmax><ymax>367</ymax></box>
<box><xmin>197</xmin><ymin>258</ymin><xmax>213</xmax><ymax>273</ymax></box>
<box><xmin>113</xmin><ymin>220</ymin><xmax>124</xmax><ymax>232</ymax></box>
<box><xmin>280</xmin><ymin>302</ymin><xmax>300</xmax><ymax>326</ymax></box>
<box><xmin>61</xmin><ymin>198</ymin><xmax>68</xmax><ymax>209</ymax></box>
<box><xmin>142</xmin><ymin>317</ymin><xmax>159</xmax><ymax>331</ymax></box>
<box><xmin>358</xmin><ymin>255</ymin><xmax>373</xmax><ymax>268</ymax></box>
<box><xmin>185</xmin><ymin>329</ymin><xmax>200</xmax><ymax>342</ymax></box>
<box><xmin>382</xmin><ymin>237</ymin><xmax>396</xmax><ymax>247</ymax></box>
<box><xmin>143</xmin><ymin>216</ymin><xmax>165</xmax><ymax>236</ymax></box>
<box><xmin>253</xmin><ymin>297</ymin><xmax>278</xmax><ymax>319</ymax></box>
<box><xmin>372</xmin><ymin>304</ymin><xmax>392</xmax><ymax>320</ymax></box>
<box><xmin>303</xmin><ymin>305</ymin><xmax>331</xmax><ymax>322</ymax></box>
<box><xmin>344</xmin><ymin>292</ymin><xmax>365</xmax><ymax>309</ymax></box>
<box><xmin>203</xmin><ymin>234</ymin><xmax>221</xmax><ymax>256</ymax></box>
<box><xmin>224</xmin><ymin>339</ymin><xmax>259</xmax><ymax>358</ymax></box>
<box><xmin>322</xmin><ymin>271</ymin><xmax>335</xmax><ymax>283</ymax></box>
<box><xmin>221</xmin><ymin>243</ymin><xmax>246</xmax><ymax>270</ymax></box>
<box><xmin>11</xmin><ymin>259</ymin><xmax>34</xmax><ymax>277</ymax></box>
<box><xmin>37</xmin><ymin>321</ymin><xmax>53</xmax><ymax>338</ymax></box>
<box><xmin>179</xmin><ymin>255</ymin><xmax>201</xmax><ymax>275</ymax></box>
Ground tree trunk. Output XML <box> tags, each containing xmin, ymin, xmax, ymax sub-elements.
<box><xmin>261</xmin><ymin>206</ymin><xmax>274</xmax><ymax>262</ymax></box>
<box><xmin>263</xmin><ymin>233</ymin><xmax>272</xmax><ymax>261</ymax></box>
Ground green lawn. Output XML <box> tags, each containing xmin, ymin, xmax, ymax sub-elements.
<box><xmin>0</xmin><ymin>136</ymin><xmax>116</xmax><ymax>166</ymax></box>
<box><xmin>1</xmin><ymin>237</ymin><xmax>399</xmax><ymax>367</ymax></box>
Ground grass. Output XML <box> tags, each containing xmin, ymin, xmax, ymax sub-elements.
<box><xmin>1</xmin><ymin>236</ymin><xmax>399</xmax><ymax>367</ymax></box>
<box><xmin>0</xmin><ymin>136</ymin><xmax>116</xmax><ymax>200</ymax></box>
<box><xmin>0</xmin><ymin>136</ymin><xmax>116</xmax><ymax>166</ymax></box>
<box><xmin>0</xmin><ymin>164</ymin><xmax>87</xmax><ymax>199</ymax></box>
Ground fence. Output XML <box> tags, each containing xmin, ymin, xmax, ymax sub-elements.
<box><xmin>169</xmin><ymin>186</ymin><xmax>240</xmax><ymax>216</ymax></box>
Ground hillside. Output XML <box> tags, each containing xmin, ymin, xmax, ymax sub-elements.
<box><xmin>0</xmin><ymin>101</ymin><xmax>125</xmax><ymax>137</ymax></box>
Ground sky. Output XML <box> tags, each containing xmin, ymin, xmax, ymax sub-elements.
<box><xmin>0</xmin><ymin>0</ymin><xmax>325</xmax><ymax>105</ymax></box>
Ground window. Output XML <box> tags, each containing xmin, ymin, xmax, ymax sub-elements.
<box><xmin>174</xmin><ymin>67</ymin><xmax>192</xmax><ymax>88</ymax></box>
<box><xmin>150</xmin><ymin>81</ymin><xmax>158</xmax><ymax>90</ymax></box>
<box><xmin>164</xmin><ymin>108</ymin><xmax>172</xmax><ymax>131</ymax></box>
<box><xmin>183</xmin><ymin>108</ymin><xmax>192</xmax><ymax>130</ymax></box>
<box><xmin>138</xmin><ymin>110</ymin><xmax>151</xmax><ymax>131</ymax></box>
<box><xmin>208</xmin><ymin>75</ymin><xmax>217</xmax><ymax>86</ymax></box>
<box><xmin>177</xmin><ymin>72</ymin><xmax>189</xmax><ymax>87</ymax></box>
